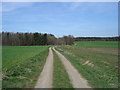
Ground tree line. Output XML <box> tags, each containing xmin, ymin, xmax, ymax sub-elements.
<box><xmin>75</xmin><ymin>37</ymin><xmax>120</xmax><ymax>41</ymax></box>
<box><xmin>1</xmin><ymin>32</ymin><xmax>119</xmax><ymax>46</ymax></box>
<box><xmin>2</xmin><ymin>32</ymin><xmax>74</xmax><ymax>46</ymax></box>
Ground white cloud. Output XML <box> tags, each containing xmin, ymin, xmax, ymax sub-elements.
<box><xmin>0</xmin><ymin>3</ymin><xmax>2</xmax><ymax>30</ymax></box>
<box><xmin>63</xmin><ymin>2</ymin><xmax>88</xmax><ymax>11</ymax></box>
<box><xmin>2</xmin><ymin>2</ymin><xmax>34</xmax><ymax>12</ymax></box>
<box><xmin>68</xmin><ymin>3</ymin><xmax>81</xmax><ymax>10</ymax></box>
<box><xmin>0</xmin><ymin>3</ymin><xmax>2</xmax><ymax>12</ymax></box>
<box><xmin>2</xmin><ymin>0</ymin><xmax>119</xmax><ymax>2</ymax></box>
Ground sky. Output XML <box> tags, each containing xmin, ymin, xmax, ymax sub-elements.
<box><xmin>1</xmin><ymin>2</ymin><xmax>118</xmax><ymax>37</ymax></box>
<box><xmin>2</xmin><ymin>0</ymin><xmax>119</xmax><ymax>2</ymax></box>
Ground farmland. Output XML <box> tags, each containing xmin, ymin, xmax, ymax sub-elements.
<box><xmin>56</xmin><ymin>41</ymin><xmax>118</xmax><ymax>88</ymax></box>
<box><xmin>0</xmin><ymin>46</ymin><xmax>1</xmax><ymax>70</ymax></box>
<box><xmin>2</xmin><ymin>41</ymin><xmax>119</xmax><ymax>88</ymax></box>
<box><xmin>2</xmin><ymin>46</ymin><xmax>49</xmax><ymax>88</ymax></box>
<box><xmin>74</xmin><ymin>41</ymin><xmax>118</xmax><ymax>48</ymax></box>
<box><xmin>2</xmin><ymin>1</ymin><xmax>119</xmax><ymax>88</ymax></box>
<box><xmin>2</xmin><ymin>46</ymin><xmax>49</xmax><ymax>71</ymax></box>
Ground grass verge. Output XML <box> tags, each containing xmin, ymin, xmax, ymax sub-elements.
<box><xmin>2</xmin><ymin>46</ymin><xmax>49</xmax><ymax>88</ymax></box>
<box><xmin>52</xmin><ymin>49</ymin><xmax>73</xmax><ymax>88</ymax></box>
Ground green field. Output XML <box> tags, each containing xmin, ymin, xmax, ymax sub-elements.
<box><xmin>74</xmin><ymin>41</ymin><xmax>118</xmax><ymax>48</ymax></box>
<box><xmin>2</xmin><ymin>46</ymin><xmax>49</xmax><ymax>88</ymax></box>
<box><xmin>3</xmin><ymin>46</ymin><xmax>48</xmax><ymax>71</ymax></box>
<box><xmin>56</xmin><ymin>41</ymin><xmax>118</xmax><ymax>88</ymax></box>
<box><xmin>2</xmin><ymin>41</ymin><xmax>119</xmax><ymax>88</ymax></box>
<box><xmin>0</xmin><ymin>46</ymin><xmax>1</xmax><ymax>71</ymax></box>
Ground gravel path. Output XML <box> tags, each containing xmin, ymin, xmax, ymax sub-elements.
<box><xmin>53</xmin><ymin>47</ymin><xmax>91</xmax><ymax>88</ymax></box>
<box><xmin>35</xmin><ymin>47</ymin><xmax>53</xmax><ymax>88</ymax></box>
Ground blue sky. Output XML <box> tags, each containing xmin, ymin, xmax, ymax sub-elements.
<box><xmin>2</xmin><ymin>2</ymin><xmax>118</xmax><ymax>37</ymax></box>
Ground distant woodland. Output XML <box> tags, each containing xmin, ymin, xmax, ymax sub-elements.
<box><xmin>75</xmin><ymin>37</ymin><xmax>120</xmax><ymax>41</ymax></box>
<box><xmin>2</xmin><ymin>32</ymin><xmax>74</xmax><ymax>46</ymax></box>
<box><xmin>1</xmin><ymin>32</ymin><xmax>119</xmax><ymax>46</ymax></box>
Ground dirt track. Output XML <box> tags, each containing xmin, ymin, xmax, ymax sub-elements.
<box><xmin>35</xmin><ymin>47</ymin><xmax>91</xmax><ymax>88</ymax></box>
<box><xmin>53</xmin><ymin>47</ymin><xmax>91</xmax><ymax>88</ymax></box>
<box><xmin>35</xmin><ymin>47</ymin><xmax>53</xmax><ymax>88</ymax></box>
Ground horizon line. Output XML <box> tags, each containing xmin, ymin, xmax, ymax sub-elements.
<box><xmin>1</xmin><ymin>31</ymin><xmax>119</xmax><ymax>38</ymax></box>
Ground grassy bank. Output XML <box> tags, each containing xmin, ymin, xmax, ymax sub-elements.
<box><xmin>2</xmin><ymin>46</ymin><xmax>49</xmax><ymax>88</ymax></box>
<box><xmin>52</xmin><ymin>49</ymin><xmax>73</xmax><ymax>88</ymax></box>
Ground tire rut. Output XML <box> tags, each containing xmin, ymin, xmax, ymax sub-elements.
<box><xmin>35</xmin><ymin>47</ymin><xmax>53</xmax><ymax>88</ymax></box>
<box><xmin>53</xmin><ymin>47</ymin><xmax>91</xmax><ymax>88</ymax></box>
